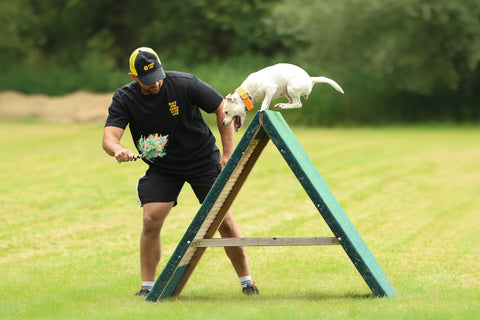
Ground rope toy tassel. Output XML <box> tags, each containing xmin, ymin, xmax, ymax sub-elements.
<box><xmin>136</xmin><ymin>134</ymin><xmax>169</xmax><ymax>160</ymax></box>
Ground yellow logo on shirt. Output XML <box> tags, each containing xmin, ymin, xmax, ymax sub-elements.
<box><xmin>169</xmin><ymin>101</ymin><xmax>179</xmax><ymax>116</ymax></box>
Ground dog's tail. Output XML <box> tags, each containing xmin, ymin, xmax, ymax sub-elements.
<box><xmin>311</xmin><ymin>77</ymin><xmax>344</xmax><ymax>94</ymax></box>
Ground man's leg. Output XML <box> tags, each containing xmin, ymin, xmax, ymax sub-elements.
<box><xmin>218</xmin><ymin>209</ymin><xmax>259</xmax><ymax>294</ymax></box>
<box><xmin>217</xmin><ymin>209</ymin><xmax>250</xmax><ymax>277</ymax></box>
<box><xmin>140</xmin><ymin>202</ymin><xmax>175</xmax><ymax>282</ymax></box>
<box><xmin>189</xmin><ymin>168</ymin><xmax>259</xmax><ymax>294</ymax></box>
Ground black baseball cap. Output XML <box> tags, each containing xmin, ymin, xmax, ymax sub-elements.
<box><xmin>129</xmin><ymin>47</ymin><xmax>166</xmax><ymax>85</ymax></box>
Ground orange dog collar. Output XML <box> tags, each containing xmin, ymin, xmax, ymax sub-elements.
<box><xmin>235</xmin><ymin>87</ymin><xmax>255</xmax><ymax>111</ymax></box>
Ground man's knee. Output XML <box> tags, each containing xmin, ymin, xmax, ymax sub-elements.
<box><xmin>219</xmin><ymin>211</ymin><xmax>242</xmax><ymax>237</ymax></box>
<box><xmin>142</xmin><ymin>202</ymin><xmax>173</xmax><ymax>233</ymax></box>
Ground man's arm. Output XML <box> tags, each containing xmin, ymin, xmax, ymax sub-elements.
<box><xmin>102</xmin><ymin>126</ymin><xmax>135</xmax><ymax>162</ymax></box>
<box><xmin>213</xmin><ymin>99</ymin><xmax>234</xmax><ymax>168</ymax></box>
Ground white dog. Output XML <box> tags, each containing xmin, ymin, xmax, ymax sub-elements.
<box><xmin>222</xmin><ymin>63</ymin><xmax>344</xmax><ymax>130</ymax></box>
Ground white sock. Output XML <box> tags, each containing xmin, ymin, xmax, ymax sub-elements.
<box><xmin>239</xmin><ymin>275</ymin><xmax>253</xmax><ymax>288</ymax></box>
<box><xmin>142</xmin><ymin>281</ymin><xmax>154</xmax><ymax>289</ymax></box>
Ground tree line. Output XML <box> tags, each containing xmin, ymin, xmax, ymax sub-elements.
<box><xmin>1</xmin><ymin>0</ymin><xmax>479</xmax><ymax>123</ymax></box>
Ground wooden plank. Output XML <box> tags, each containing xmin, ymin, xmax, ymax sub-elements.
<box><xmin>194</xmin><ymin>237</ymin><xmax>340</xmax><ymax>247</ymax></box>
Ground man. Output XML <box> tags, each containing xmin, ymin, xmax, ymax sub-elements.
<box><xmin>102</xmin><ymin>47</ymin><xmax>259</xmax><ymax>297</ymax></box>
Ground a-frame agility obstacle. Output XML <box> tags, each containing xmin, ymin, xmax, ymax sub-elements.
<box><xmin>146</xmin><ymin>110</ymin><xmax>395</xmax><ymax>301</ymax></box>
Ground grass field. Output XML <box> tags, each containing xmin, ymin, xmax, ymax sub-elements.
<box><xmin>1</xmin><ymin>119</ymin><xmax>479</xmax><ymax>319</ymax></box>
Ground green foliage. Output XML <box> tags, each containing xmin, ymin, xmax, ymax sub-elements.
<box><xmin>1</xmin><ymin>0</ymin><xmax>479</xmax><ymax>123</ymax></box>
<box><xmin>1</xmin><ymin>0</ymin><xmax>285</xmax><ymax>68</ymax></box>
<box><xmin>144</xmin><ymin>0</ymin><xmax>288</xmax><ymax>62</ymax></box>
<box><xmin>270</xmin><ymin>0</ymin><xmax>480</xmax><ymax>123</ymax></box>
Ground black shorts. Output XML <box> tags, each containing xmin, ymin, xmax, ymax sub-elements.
<box><xmin>136</xmin><ymin>164</ymin><xmax>221</xmax><ymax>207</ymax></box>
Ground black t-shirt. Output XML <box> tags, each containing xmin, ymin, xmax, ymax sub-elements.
<box><xmin>105</xmin><ymin>71</ymin><xmax>224</xmax><ymax>175</ymax></box>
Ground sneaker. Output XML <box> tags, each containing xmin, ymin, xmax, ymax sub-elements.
<box><xmin>242</xmin><ymin>282</ymin><xmax>260</xmax><ymax>295</ymax></box>
<box><xmin>134</xmin><ymin>286</ymin><xmax>151</xmax><ymax>297</ymax></box>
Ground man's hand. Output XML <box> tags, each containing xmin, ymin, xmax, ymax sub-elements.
<box><xmin>114</xmin><ymin>148</ymin><xmax>136</xmax><ymax>163</ymax></box>
<box><xmin>103</xmin><ymin>126</ymin><xmax>135</xmax><ymax>162</ymax></box>
<box><xmin>219</xmin><ymin>153</ymin><xmax>231</xmax><ymax>169</ymax></box>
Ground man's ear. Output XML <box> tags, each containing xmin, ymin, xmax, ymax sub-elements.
<box><xmin>128</xmin><ymin>73</ymin><xmax>138</xmax><ymax>82</ymax></box>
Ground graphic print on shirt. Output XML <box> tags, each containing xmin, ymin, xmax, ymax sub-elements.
<box><xmin>169</xmin><ymin>101</ymin><xmax>179</xmax><ymax>116</ymax></box>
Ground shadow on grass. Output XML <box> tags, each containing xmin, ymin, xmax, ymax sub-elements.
<box><xmin>153</xmin><ymin>291</ymin><xmax>375</xmax><ymax>303</ymax></box>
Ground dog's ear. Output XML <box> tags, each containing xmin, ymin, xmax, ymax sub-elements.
<box><xmin>226</xmin><ymin>93</ymin><xmax>234</xmax><ymax>101</ymax></box>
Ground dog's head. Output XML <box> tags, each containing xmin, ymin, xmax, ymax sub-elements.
<box><xmin>222</xmin><ymin>92</ymin><xmax>247</xmax><ymax>131</ymax></box>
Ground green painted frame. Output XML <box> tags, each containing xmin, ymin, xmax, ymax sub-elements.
<box><xmin>146</xmin><ymin>111</ymin><xmax>395</xmax><ymax>301</ymax></box>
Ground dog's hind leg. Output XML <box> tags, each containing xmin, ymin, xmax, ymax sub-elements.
<box><xmin>275</xmin><ymin>78</ymin><xmax>309</xmax><ymax>109</ymax></box>
<box><xmin>274</xmin><ymin>95</ymin><xmax>302</xmax><ymax>109</ymax></box>
<box><xmin>285</xmin><ymin>93</ymin><xmax>294</xmax><ymax>104</ymax></box>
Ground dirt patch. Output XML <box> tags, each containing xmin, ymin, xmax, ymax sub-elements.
<box><xmin>0</xmin><ymin>91</ymin><xmax>113</xmax><ymax>123</ymax></box>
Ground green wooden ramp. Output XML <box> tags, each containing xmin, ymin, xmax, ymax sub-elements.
<box><xmin>146</xmin><ymin>110</ymin><xmax>395</xmax><ymax>301</ymax></box>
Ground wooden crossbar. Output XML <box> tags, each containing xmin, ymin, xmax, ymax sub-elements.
<box><xmin>193</xmin><ymin>237</ymin><xmax>340</xmax><ymax>247</ymax></box>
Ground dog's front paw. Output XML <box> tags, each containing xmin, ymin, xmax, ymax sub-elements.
<box><xmin>274</xmin><ymin>103</ymin><xmax>287</xmax><ymax>109</ymax></box>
